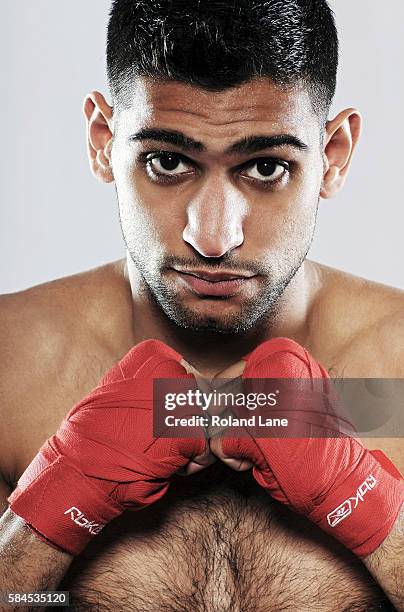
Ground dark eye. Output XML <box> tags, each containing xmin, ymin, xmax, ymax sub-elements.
<box><xmin>242</xmin><ymin>158</ymin><xmax>288</xmax><ymax>182</ymax></box>
<box><xmin>147</xmin><ymin>153</ymin><xmax>192</xmax><ymax>176</ymax></box>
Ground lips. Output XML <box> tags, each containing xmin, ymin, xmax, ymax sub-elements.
<box><xmin>173</xmin><ymin>268</ymin><xmax>255</xmax><ymax>297</ymax></box>
<box><xmin>174</xmin><ymin>268</ymin><xmax>254</xmax><ymax>282</ymax></box>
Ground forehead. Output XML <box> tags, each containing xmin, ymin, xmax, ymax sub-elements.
<box><xmin>114</xmin><ymin>77</ymin><xmax>319</xmax><ymax>148</ymax></box>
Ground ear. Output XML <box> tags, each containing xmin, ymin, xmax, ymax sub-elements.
<box><xmin>320</xmin><ymin>108</ymin><xmax>362</xmax><ymax>199</ymax></box>
<box><xmin>83</xmin><ymin>91</ymin><xmax>114</xmax><ymax>183</ymax></box>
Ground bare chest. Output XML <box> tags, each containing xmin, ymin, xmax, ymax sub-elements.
<box><xmin>52</xmin><ymin>465</ymin><xmax>389</xmax><ymax>612</ymax></box>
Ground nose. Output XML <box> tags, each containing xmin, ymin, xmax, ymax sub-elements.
<box><xmin>183</xmin><ymin>176</ymin><xmax>247</xmax><ymax>258</ymax></box>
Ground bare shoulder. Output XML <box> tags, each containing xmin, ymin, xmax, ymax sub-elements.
<box><xmin>309</xmin><ymin>264</ymin><xmax>404</xmax><ymax>467</ymax></box>
<box><xmin>315</xmin><ymin>261</ymin><xmax>404</xmax><ymax>312</ymax></box>
<box><xmin>0</xmin><ymin>259</ymin><xmax>130</xmax><ymax>482</ymax></box>
<box><xmin>311</xmin><ymin>261</ymin><xmax>404</xmax><ymax>375</ymax></box>
<box><xmin>0</xmin><ymin>259</ymin><xmax>127</xmax><ymax>364</ymax></box>
<box><xmin>0</xmin><ymin>258</ymin><xmax>128</xmax><ymax>319</ymax></box>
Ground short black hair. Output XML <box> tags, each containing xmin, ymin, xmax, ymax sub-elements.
<box><xmin>106</xmin><ymin>0</ymin><xmax>338</xmax><ymax>122</ymax></box>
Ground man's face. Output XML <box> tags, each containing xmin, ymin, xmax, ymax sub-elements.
<box><xmin>111</xmin><ymin>77</ymin><xmax>324</xmax><ymax>334</ymax></box>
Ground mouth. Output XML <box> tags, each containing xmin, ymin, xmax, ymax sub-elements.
<box><xmin>172</xmin><ymin>268</ymin><xmax>256</xmax><ymax>297</ymax></box>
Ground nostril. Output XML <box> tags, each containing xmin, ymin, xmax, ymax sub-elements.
<box><xmin>183</xmin><ymin>228</ymin><xmax>244</xmax><ymax>259</ymax></box>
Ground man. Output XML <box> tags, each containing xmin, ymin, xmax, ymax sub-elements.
<box><xmin>0</xmin><ymin>0</ymin><xmax>403</xmax><ymax>610</ymax></box>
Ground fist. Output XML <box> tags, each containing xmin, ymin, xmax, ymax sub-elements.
<box><xmin>209</xmin><ymin>338</ymin><xmax>404</xmax><ymax>558</ymax></box>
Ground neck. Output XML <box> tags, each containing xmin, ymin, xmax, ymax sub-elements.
<box><xmin>124</xmin><ymin>254</ymin><xmax>322</xmax><ymax>377</ymax></box>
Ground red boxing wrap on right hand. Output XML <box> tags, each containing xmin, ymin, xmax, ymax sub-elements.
<box><xmin>8</xmin><ymin>340</ymin><xmax>206</xmax><ymax>556</ymax></box>
<box><xmin>222</xmin><ymin>338</ymin><xmax>404</xmax><ymax>558</ymax></box>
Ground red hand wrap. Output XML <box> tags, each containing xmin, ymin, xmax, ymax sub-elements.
<box><xmin>8</xmin><ymin>340</ymin><xmax>205</xmax><ymax>555</ymax></box>
<box><xmin>223</xmin><ymin>338</ymin><xmax>404</xmax><ymax>558</ymax></box>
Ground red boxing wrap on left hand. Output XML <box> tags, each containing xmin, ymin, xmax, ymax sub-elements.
<box><xmin>222</xmin><ymin>338</ymin><xmax>404</xmax><ymax>558</ymax></box>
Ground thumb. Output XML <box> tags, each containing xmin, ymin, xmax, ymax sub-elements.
<box><xmin>209</xmin><ymin>435</ymin><xmax>254</xmax><ymax>471</ymax></box>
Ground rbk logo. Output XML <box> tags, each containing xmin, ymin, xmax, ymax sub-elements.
<box><xmin>327</xmin><ymin>499</ymin><xmax>352</xmax><ymax>527</ymax></box>
<box><xmin>64</xmin><ymin>506</ymin><xmax>105</xmax><ymax>534</ymax></box>
<box><xmin>327</xmin><ymin>475</ymin><xmax>377</xmax><ymax>528</ymax></box>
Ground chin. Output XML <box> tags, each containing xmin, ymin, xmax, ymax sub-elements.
<box><xmin>151</xmin><ymin>283</ymin><xmax>271</xmax><ymax>334</ymax></box>
<box><xmin>168</xmin><ymin>305</ymin><xmax>259</xmax><ymax>335</ymax></box>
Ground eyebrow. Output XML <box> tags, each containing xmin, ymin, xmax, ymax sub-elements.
<box><xmin>129</xmin><ymin>129</ymin><xmax>203</xmax><ymax>151</ymax></box>
<box><xmin>128</xmin><ymin>128</ymin><xmax>308</xmax><ymax>155</ymax></box>
<box><xmin>228</xmin><ymin>134</ymin><xmax>308</xmax><ymax>154</ymax></box>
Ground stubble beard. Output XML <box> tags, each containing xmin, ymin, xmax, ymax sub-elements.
<box><xmin>127</xmin><ymin>250</ymin><xmax>308</xmax><ymax>336</ymax></box>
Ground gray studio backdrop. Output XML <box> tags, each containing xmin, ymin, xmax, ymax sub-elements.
<box><xmin>0</xmin><ymin>0</ymin><xmax>403</xmax><ymax>294</ymax></box>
